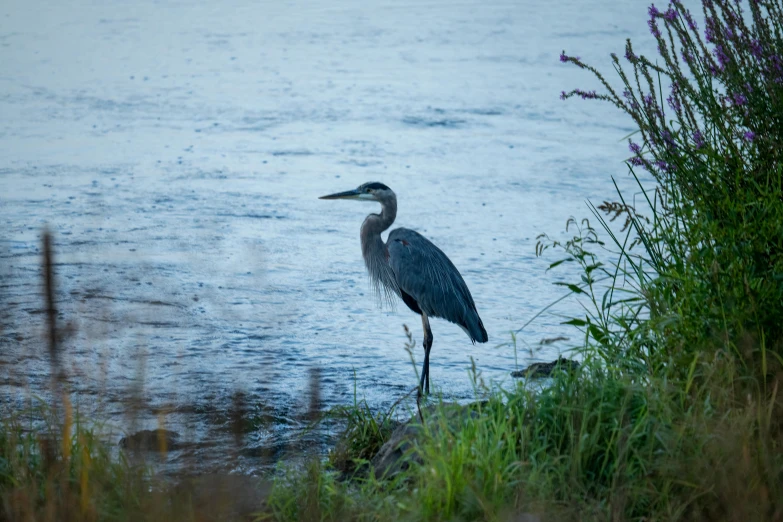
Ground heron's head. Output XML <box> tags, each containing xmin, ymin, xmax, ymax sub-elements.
<box><xmin>319</xmin><ymin>182</ymin><xmax>395</xmax><ymax>204</ymax></box>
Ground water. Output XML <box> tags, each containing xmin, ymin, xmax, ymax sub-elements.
<box><xmin>1</xmin><ymin>0</ymin><xmax>662</xmax><ymax>473</ymax></box>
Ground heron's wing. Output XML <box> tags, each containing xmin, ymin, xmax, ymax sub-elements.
<box><xmin>387</xmin><ymin>228</ymin><xmax>487</xmax><ymax>343</ymax></box>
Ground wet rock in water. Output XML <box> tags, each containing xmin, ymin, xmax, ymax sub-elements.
<box><xmin>371</xmin><ymin>402</ymin><xmax>483</xmax><ymax>480</ymax></box>
<box><xmin>119</xmin><ymin>429</ymin><xmax>181</xmax><ymax>452</ymax></box>
<box><xmin>511</xmin><ymin>357</ymin><xmax>580</xmax><ymax>378</ymax></box>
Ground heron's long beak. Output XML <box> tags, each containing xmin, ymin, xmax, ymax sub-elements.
<box><xmin>319</xmin><ymin>188</ymin><xmax>373</xmax><ymax>201</ymax></box>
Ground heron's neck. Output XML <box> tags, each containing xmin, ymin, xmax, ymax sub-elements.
<box><xmin>360</xmin><ymin>197</ymin><xmax>400</xmax><ymax>304</ymax></box>
<box><xmin>361</xmin><ymin>198</ymin><xmax>397</xmax><ymax>260</ymax></box>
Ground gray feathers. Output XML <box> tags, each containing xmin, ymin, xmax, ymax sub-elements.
<box><xmin>355</xmin><ymin>184</ymin><xmax>488</xmax><ymax>344</ymax></box>
<box><xmin>387</xmin><ymin>229</ymin><xmax>487</xmax><ymax>343</ymax></box>
<box><xmin>363</xmin><ymin>233</ymin><xmax>400</xmax><ymax>309</ymax></box>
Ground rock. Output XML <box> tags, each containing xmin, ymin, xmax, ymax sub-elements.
<box><xmin>511</xmin><ymin>357</ymin><xmax>580</xmax><ymax>378</ymax></box>
<box><xmin>371</xmin><ymin>402</ymin><xmax>483</xmax><ymax>480</ymax></box>
<box><xmin>119</xmin><ymin>429</ymin><xmax>180</xmax><ymax>452</ymax></box>
<box><xmin>370</xmin><ymin>421</ymin><xmax>422</xmax><ymax>479</ymax></box>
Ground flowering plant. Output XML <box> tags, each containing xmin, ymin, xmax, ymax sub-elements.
<box><xmin>558</xmin><ymin>0</ymin><xmax>783</xmax><ymax>366</ymax></box>
<box><xmin>562</xmin><ymin>0</ymin><xmax>781</xmax><ymax>185</ymax></box>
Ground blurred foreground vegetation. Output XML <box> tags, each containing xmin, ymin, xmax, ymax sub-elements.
<box><xmin>3</xmin><ymin>0</ymin><xmax>783</xmax><ymax>520</ymax></box>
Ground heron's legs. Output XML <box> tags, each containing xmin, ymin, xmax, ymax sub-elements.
<box><xmin>419</xmin><ymin>313</ymin><xmax>433</xmax><ymax>396</ymax></box>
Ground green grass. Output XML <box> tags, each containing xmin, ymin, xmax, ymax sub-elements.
<box><xmin>0</xmin><ymin>400</ymin><xmax>149</xmax><ymax>521</ymax></box>
<box><xmin>264</xmin><ymin>362</ymin><xmax>781</xmax><ymax>521</ymax></box>
<box><xmin>325</xmin><ymin>389</ymin><xmax>400</xmax><ymax>477</ymax></box>
<box><xmin>0</xmin><ymin>399</ymin><xmax>270</xmax><ymax>521</ymax></box>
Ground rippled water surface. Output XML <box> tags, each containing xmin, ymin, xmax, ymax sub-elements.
<box><xmin>2</xmin><ymin>0</ymin><xmax>660</xmax><ymax>473</ymax></box>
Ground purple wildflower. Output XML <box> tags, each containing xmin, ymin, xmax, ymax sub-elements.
<box><xmin>705</xmin><ymin>18</ymin><xmax>716</xmax><ymax>43</ymax></box>
<box><xmin>560</xmin><ymin>51</ymin><xmax>568</xmax><ymax>63</ymax></box>
<box><xmin>750</xmin><ymin>39</ymin><xmax>763</xmax><ymax>59</ymax></box>
<box><xmin>625</xmin><ymin>48</ymin><xmax>636</xmax><ymax>61</ymax></box>
<box><xmin>648</xmin><ymin>4</ymin><xmax>660</xmax><ymax>16</ymax></box>
<box><xmin>629</xmin><ymin>141</ymin><xmax>642</xmax><ymax>154</ymax></box>
<box><xmin>661</xmin><ymin>130</ymin><xmax>676</xmax><ymax>151</ymax></box>
<box><xmin>574</xmin><ymin>89</ymin><xmax>598</xmax><ymax>100</ymax></box>
<box><xmin>664</xmin><ymin>8</ymin><xmax>677</xmax><ymax>21</ymax></box>
<box><xmin>693</xmin><ymin>130</ymin><xmax>705</xmax><ymax>149</ymax></box>
<box><xmin>560</xmin><ymin>91</ymin><xmax>567</xmax><ymax>100</ymax></box>
<box><xmin>643</xmin><ymin>93</ymin><xmax>655</xmax><ymax>108</ymax></box>
<box><xmin>655</xmin><ymin>159</ymin><xmax>671</xmax><ymax>172</ymax></box>
<box><xmin>725</xmin><ymin>25</ymin><xmax>734</xmax><ymax>39</ymax></box>
<box><xmin>731</xmin><ymin>92</ymin><xmax>747</xmax><ymax>106</ymax></box>
<box><xmin>623</xmin><ymin>89</ymin><xmax>639</xmax><ymax>110</ymax></box>
<box><xmin>629</xmin><ymin>156</ymin><xmax>644</xmax><ymax>167</ymax></box>
<box><xmin>684</xmin><ymin>10</ymin><xmax>697</xmax><ymax>31</ymax></box>
<box><xmin>713</xmin><ymin>45</ymin><xmax>730</xmax><ymax>69</ymax></box>
<box><xmin>667</xmin><ymin>93</ymin><xmax>681</xmax><ymax>112</ymax></box>
<box><xmin>743</xmin><ymin>131</ymin><xmax>756</xmax><ymax>142</ymax></box>
<box><xmin>649</xmin><ymin>18</ymin><xmax>661</xmax><ymax>38</ymax></box>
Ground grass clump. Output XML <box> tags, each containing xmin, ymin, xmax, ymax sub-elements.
<box><xmin>0</xmin><ymin>398</ymin><xmax>272</xmax><ymax>521</ymax></box>
<box><xmin>266</xmin><ymin>0</ymin><xmax>783</xmax><ymax>520</ymax></box>
<box><xmin>326</xmin><ymin>396</ymin><xmax>398</xmax><ymax>476</ymax></box>
<box><xmin>267</xmin><ymin>367</ymin><xmax>782</xmax><ymax>521</ymax></box>
<box><xmin>0</xmin><ymin>401</ymin><xmax>150</xmax><ymax>521</ymax></box>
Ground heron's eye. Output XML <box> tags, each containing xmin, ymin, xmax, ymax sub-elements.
<box><xmin>365</xmin><ymin>188</ymin><xmax>372</xmax><ymax>193</ymax></box>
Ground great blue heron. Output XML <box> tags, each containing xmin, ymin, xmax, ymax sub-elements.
<box><xmin>320</xmin><ymin>181</ymin><xmax>488</xmax><ymax>395</ymax></box>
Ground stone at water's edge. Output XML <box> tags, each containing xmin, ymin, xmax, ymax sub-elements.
<box><xmin>119</xmin><ymin>429</ymin><xmax>181</xmax><ymax>452</ymax></box>
<box><xmin>511</xmin><ymin>357</ymin><xmax>580</xmax><ymax>379</ymax></box>
<box><xmin>371</xmin><ymin>422</ymin><xmax>423</xmax><ymax>479</ymax></box>
<box><xmin>371</xmin><ymin>402</ymin><xmax>483</xmax><ymax>480</ymax></box>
